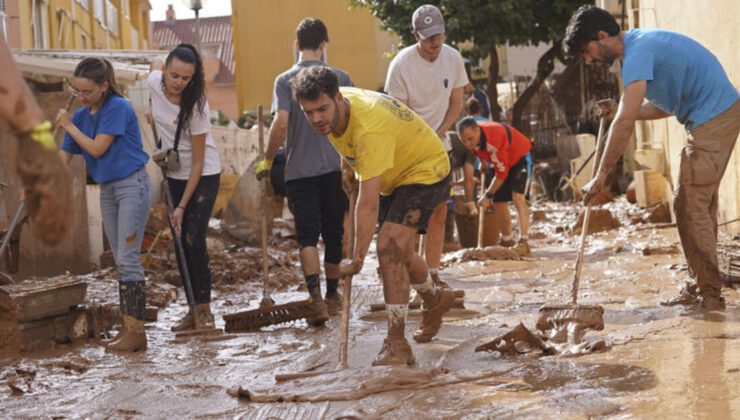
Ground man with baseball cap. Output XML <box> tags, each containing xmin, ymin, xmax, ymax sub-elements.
<box><xmin>385</xmin><ymin>4</ymin><xmax>469</xmax><ymax>288</ymax></box>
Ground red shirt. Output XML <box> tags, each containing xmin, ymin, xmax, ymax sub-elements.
<box><xmin>473</xmin><ymin>121</ymin><xmax>532</xmax><ymax>181</ymax></box>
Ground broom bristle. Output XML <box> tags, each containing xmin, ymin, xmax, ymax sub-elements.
<box><xmin>536</xmin><ymin>304</ymin><xmax>604</xmax><ymax>331</ymax></box>
<box><xmin>223</xmin><ymin>299</ymin><xmax>318</xmax><ymax>332</ymax></box>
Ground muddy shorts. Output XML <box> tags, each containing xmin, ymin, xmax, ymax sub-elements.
<box><xmin>378</xmin><ymin>174</ymin><xmax>451</xmax><ymax>234</ymax></box>
<box><xmin>286</xmin><ymin>171</ymin><xmax>347</xmax><ymax>264</ymax></box>
<box><xmin>492</xmin><ymin>157</ymin><xmax>528</xmax><ymax>203</ymax></box>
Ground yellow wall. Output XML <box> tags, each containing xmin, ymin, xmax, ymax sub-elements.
<box><xmin>9</xmin><ymin>0</ymin><xmax>148</xmax><ymax>50</ymax></box>
<box><xmin>231</xmin><ymin>0</ymin><xmax>399</xmax><ymax>113</ymax></box>
<box><xmin>637</xmin><ymin>0</ymin><xmax>740</xmax><ymax>232</ymax></box>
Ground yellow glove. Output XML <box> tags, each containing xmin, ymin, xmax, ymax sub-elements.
<box><xmin>25</xmin><ymin>121</ymin><xmax>56</xmax><ymax>151</ymax></box>
<box><xmin>254</xmin><ymin>159</ymin><xmax>272</xmax><ymax>180</ymax></box>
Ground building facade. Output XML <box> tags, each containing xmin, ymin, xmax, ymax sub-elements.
<box><xmin>2</xmin><ymin>0</ymin><xmax>150</xmax><ymax>50</ymax></box>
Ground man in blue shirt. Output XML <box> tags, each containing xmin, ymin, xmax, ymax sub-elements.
<box><xmin>564</xmin><ymin>5</ymin><xmax>740</xmax><ymax>311</ymax></box>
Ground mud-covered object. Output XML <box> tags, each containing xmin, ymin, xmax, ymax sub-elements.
<box><xmin>475</xmin><ymin>323</ymin><xmax>554</xmax><ymax>355</ymax></box>
<box><xmin>119</xmin><ymin>281</ymin><xmax>146</xmax><ymax>321</ymax></box>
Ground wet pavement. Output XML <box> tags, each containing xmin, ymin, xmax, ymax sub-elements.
<box><xmin>1</xmin><ymin>199</ymin><xmax>738</xmax><ymax>418</ymax></box>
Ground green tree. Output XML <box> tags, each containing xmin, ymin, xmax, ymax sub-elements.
<box><xmin>351</xmin><ymin>0</ymin><xmax>583</xmax><ymax>130</ymax></box>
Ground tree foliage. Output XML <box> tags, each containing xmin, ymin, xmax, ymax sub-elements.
<box><xmin>351</xmin><ymin>0</ymin><xmax>583</xmax><ymax>128</ymax></box>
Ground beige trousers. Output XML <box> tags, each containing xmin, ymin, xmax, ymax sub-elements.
<box><xmin>674</xmin><ymin>100</ymin><xmax>740</xmax><ymax>298</ymax></box>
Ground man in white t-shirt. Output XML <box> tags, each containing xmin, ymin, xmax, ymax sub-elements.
<box><xmin>384</xmin><ymin>4</ymin><xmax>468</xmax><ymax>288</ymax></box>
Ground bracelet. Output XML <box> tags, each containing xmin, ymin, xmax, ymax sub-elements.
<box><xmin>177</xmin><ymin>205</ymin><xmax>186</xmax><ymax>210</ymax></box>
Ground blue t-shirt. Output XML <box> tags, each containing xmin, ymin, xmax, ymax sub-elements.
<box><xmin>622</xmin><ymin>29</ymin><xmax>739</xmax><ymax>129</ymax></box>
<box><xmin>62</xmin><ymin>95</ymin><xmax>149</xmax><ymax>184</ymax></box>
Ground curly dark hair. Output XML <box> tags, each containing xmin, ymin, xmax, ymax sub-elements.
<box><xmin>465</xmin><ymin>97</ymin><xmax>481</xmax><ymax>116</ymax></box>
<box><xmin>296</xmin><ymin>18</ymin><xmax>329</xmax><ymax>50</ymax></box>
<box><xmin>563</xmin><ymin>5</ymin><xmax>620</xmax><ymax>57</ymax></box>
<box><xmin>291</xmin><ymin>66</ymin><xmax>339</xmax><ymax>102</ymax></box>
<box><xmin>163</xmin><ymin>43</ymin><xmax>206</xmax><ymax>131</ymax></box>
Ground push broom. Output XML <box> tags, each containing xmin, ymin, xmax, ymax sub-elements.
<box><xmin>222</xmin><ymin>105</ymin><xmax>320</xmax><ymax>332</ymax></box>
<box><xmin>536</xmin><ymin>117</ymin><xmax>608</xmax><ymax>342</ymax></box>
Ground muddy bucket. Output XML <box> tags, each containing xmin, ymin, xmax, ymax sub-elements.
<box><xmin>455</xmin><ymin>205</ymin><xmax>498</xmax><ymax>248</ymax></box>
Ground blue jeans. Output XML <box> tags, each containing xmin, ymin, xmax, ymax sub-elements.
<box><xmin>100</xmin><ymin>167</ymin><xmax>151</xmax><ymax>284</ymax></box>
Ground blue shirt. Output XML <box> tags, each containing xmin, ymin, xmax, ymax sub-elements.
<box><xmin>62</xmin><ymin>95</ymin><xmax>149</xmax><ymax>184</ymax></box>
<box><xmin>622</xmin><ymin>29</ymin><xmax>739</xmax><ymax>130</ymax></box>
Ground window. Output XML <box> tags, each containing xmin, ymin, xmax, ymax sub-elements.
<box><xmin>106</xmin><ymin>1</ymin><xmax>118</xmax><ymax>35</ymax></box>
<box><xmin>31</xmin><ymin>0</ymin><xmax>49</xmax><ymax>49</ymax></box>
<box><xmin>93</xmin><ymin>0</ymin><xmax>104</xmax><ymax>23</ymax></box>
<box><xmin>76</xmin><ymin>0</ymin><xmax>89</xmax><ymax>10</ymax></box>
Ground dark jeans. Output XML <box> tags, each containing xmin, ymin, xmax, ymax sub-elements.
<box><xmin>168</xmin><ymin>173</ymin><xmax>220</xmax><ymax>304</ymax></box>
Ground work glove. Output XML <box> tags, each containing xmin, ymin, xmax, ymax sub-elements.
<box><xmin>464</xmin><ymin>201</ymin><xmax>479</xmax><ymax>217</ymax></box>
<box><xmin>254</xmin><ymin>159</ymin><xmax>272</xmax><ymax>180</ymax></box>
<box><xmin>594</xmin><ymin>99</ymin><xmax>617</xmax><ymax>121</ymax></box>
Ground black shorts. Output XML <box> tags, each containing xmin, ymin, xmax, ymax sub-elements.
<box><xmin>378</xmin><ymin>175</ymin><xmax>451</xmax><ymax>234</ymax></box>
<box><xmin>270</xmin><ymin>149</ymin><xmax>287</xmax><ymax>197</ymax></box>
<box><xmin>492</xmin><ymin>158</ymin><xmax>528</xmax><ymax>203</ymax></box>
<box><xmin>286</xmin><ymin>171</ymin><xmax>347</xmax><ymax>264</ymax></box>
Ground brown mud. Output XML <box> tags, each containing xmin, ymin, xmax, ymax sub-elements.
<box><xmin>0</xmin><ymin>198</ymin><xmax>738</xmax><ymax>418</ymax></box>
<box><xmin>14</xmin><ymin>134</ymin><xmax>72</xmax><ymax>246</ymax></box>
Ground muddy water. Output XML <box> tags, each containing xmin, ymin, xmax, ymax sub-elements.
<box><xmin>1</xmin><ymin>199</ymin><xmax>738</xmax><ymax>418</ymax></box>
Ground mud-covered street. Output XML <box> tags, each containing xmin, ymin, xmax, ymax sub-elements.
<box><xmin>1</xmin><ymin>199</ymin><xmax>738</xmax><ymax>418</ymax></box>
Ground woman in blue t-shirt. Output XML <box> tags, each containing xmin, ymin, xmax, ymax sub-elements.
<box><xmin>57</xmin><ymin>57</ymin><xmax>151</xmax><ymax>353</ymax></box>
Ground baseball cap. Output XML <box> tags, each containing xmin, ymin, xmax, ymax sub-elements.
<box><xmin>412</xmin><ymin>5</ymin><xmax>445</xmax><ymax>39</ymax></box>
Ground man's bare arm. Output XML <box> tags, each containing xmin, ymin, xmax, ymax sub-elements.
<box><xmin>436</xmin><ymin>86</ymin><xmax>464</xmax><ymax>136</ymax></box>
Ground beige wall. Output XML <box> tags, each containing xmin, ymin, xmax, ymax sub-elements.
<box><xmin>636</xmin><ymin>0</ymin><xmax>740</xmax><ymax>233</ymax></box>
<box><xmin>231</xmin><ymin>0</ymin><xmax>399</xmax><ymax>113</ymax></box>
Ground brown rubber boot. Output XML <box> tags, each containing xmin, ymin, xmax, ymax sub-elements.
<box><xmin>325</xmin><ymin>292</ymin><xmax>344</xmax><ymax>317</ymax></box>
<box><xmin>304</xmin><ymin>292</ymin><xmax>329</xmax><ymax>327</ymax></box>
<box><xmin>195</xmin><ymin>303</ymin><xmax>216</xmax><ymax>329</ymax></box>
<box><xmin>106</xmin><ymin>315</ymin><xmax>147</xmax><ymax>353</ymax></box>
<box><xmin>512</xmin><ymin>239</ymin><xmax>531</xmax><ymax>257</ymax></box>
<box><xmin>372</xmin><ymin>337</ymin><xmax>416</xmax><ymax>366</ymax></box>
<box><xmin>660</xmin><ymin>283</ymin><xmax>700</xmax><ymax>306</ymax></box>
<box><xmin>170</xmin><ymin>310</ymin><xmax>195</xmax><ymax>332</ymax></box>
<box><xmin>413</xmin><ymin>288</ymin><xmax>456</xmax><ymax>343</ymax></box>
<box><xmin>499</xmin><ymin>238</ymin><xmax>516</xmax><ymax>248</ymax></box>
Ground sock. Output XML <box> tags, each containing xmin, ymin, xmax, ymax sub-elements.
<box><xmin>520</xmin><ymin>235</ymin><xmax>528</xmax><ymax>241</ymax></box>
<box><xmin>326</xmin><ymin>278</ymin><xmax>339</xmax><ymax>297</ymax></box>
<box><xmin>501</xmin><ymin>234</ymin><xmax>513</xmax><ymax>241</ymax></box>
<box><xmin>305</xmin><ymin>274</ymin><xmax>320</xmax><ymax>296</ymax></box>
<box><xmin>386</xmin><ymin>303</ymin><xmax>408</xmax><ymax>338</ymax></box>
<box><xmin>412</xmin><ymin>275</ymin><xmax>437</xmax><ymax>295</ymax></box>
<box><xmin>428</xmin><ymin>268</ymin><xmax>438</xmax><ymax>277</ymax></box>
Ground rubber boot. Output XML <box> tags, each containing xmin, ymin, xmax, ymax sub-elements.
<box><xmin>103</xmin><ymin>286</ymin><xmax>127</xmax><ymax>346</ymax></box>
<box><xmin>512</xmin><ymin>239</ymin><xmax>531</xmax><ymax>257</ymax></box>
<box><xmin>195</xmin><ymin>303</ymin><xmax>216</xmax><ymax>329</ymax></box>
<box><xmin>107</xmin><ymin>281</ymin><xmax>147</xmax><ymax>353</ymax></box>
<box><xmin>413</xmin><ymin>288</ymin><xmax>456</xmax><ymax>343</ymax></box>
<box><xmin>170</xmin><ymin>309</ymin><xmax>195</xmax><ymax>332</ymax></box>
<box><xmin>660</xmin><ymin>283</ymin><xmax>700</xmax><ymax>307</ymax></box>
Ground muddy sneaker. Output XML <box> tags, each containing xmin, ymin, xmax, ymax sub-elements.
<box><xmin>195</xmin><ymin>303</ymin><xmax>216</xmax><ymax>329</ymax></box>
<box><xmin>498</xmin><ymin>238</ymin><xmax>516</xmax><ymax>248</ymax></box>
<box><xmin>413</xmin><ymin>289</ymin><xmax>457</xmax><ymax>343</ymax></box>
<box><xmin>660</xmin><ymin>287</ymin><xmax>700</xmax><ymax>307</ymax></box>
<box><xmin>371</xmin><ymin>337</ymin><xmax>416</xmax><ymax>366</ymax></box>
<box><xmin>170</xmin><ymin>310</ymin><xmax>195</xmax><ymax>332</ymax></box>
<box><xmin>512</xmin><ymin>239</ymin><xmax>531</xmax><ymax>257</ymax></box>
<box><xmin>305</xmin><ymin>296</ymin><xmax>330</xmax><ymax>327</ymax></box>
<box><xmin>699</xmin><ymin>295</ymin><xmax>726</xmax><ymax>311</ymax></box>
<box><xmin>325</xmin><ymin>292</ymin><xmax>344</xmax><ymax>316</ymax></box>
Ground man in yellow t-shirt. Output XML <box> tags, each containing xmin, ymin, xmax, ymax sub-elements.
<box><xmin>292</xmin><ymin>66</ymin><xmax>456</xmax><ymax>366</ymax></box>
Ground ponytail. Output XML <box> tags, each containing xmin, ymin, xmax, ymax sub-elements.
<box><xmin>73</xmin><ymin>57</ymin><xmax>123</xmax><ymax>101</ymax></box>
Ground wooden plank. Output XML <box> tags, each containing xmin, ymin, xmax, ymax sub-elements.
<box><xmin>634</xmin><ymin>169</ymin><xmax>667</xmax><ymax>208</ymax></box>
<box><xmin>0</xmin><ymin>276</ymin><xmax>87</xmax><ymax>322</ymax></box>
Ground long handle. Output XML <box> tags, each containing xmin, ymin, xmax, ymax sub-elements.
<box><xmin>339</xmin><ymin>189</ymin><xmax>356</xmax><ymax>368</ymax></box>
<box><xmin>257</xmin><ymin>105</ymin><xmax>271</xmax><ymax>300</ymax></box>
<box><xmin>477</xmin><ymin>170</ymin><xmax>487</xmax><ymax>248</ymax></box>
<box><xmin>571</xmin><ymin>117</ymin><xmax>606</xmax><ymax>304</ymax></box>
<box><xmin>148</xmin><ymin>106</ymin><xmax>200</xmax><ymax>325</ymax></box>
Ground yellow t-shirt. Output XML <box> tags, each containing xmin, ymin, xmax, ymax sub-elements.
<box><xmin>328</xmin><ymin>87</ymin><xmax>450</xmax><ymax>196</ymax></box>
